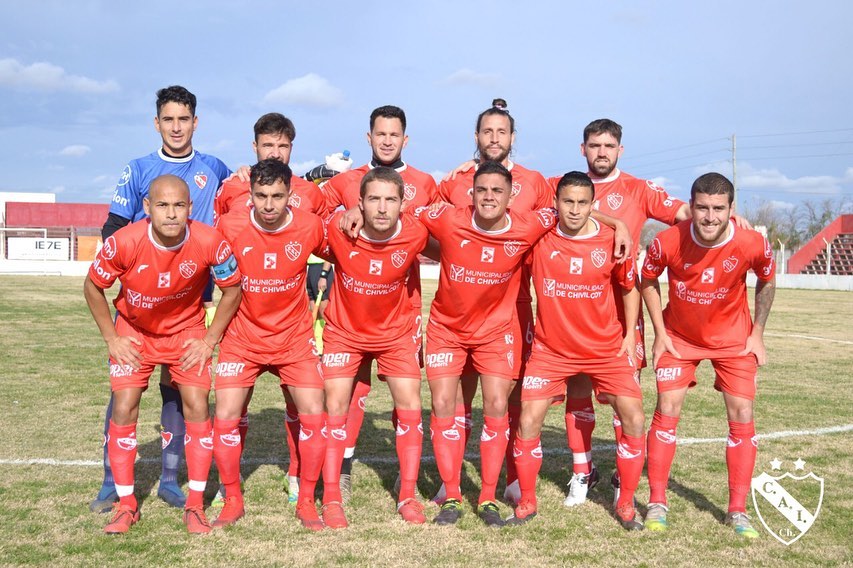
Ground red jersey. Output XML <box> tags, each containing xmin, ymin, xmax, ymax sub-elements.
<box><xmin>89</xmin><ymin>219</ymin><xmax>240</xmax><ymax>335</ymax></box>
<box><xmin>213</xmin><ymin>175</ymin><xmax>323</xmax><ymax>223</ymax></box>
<box><xmin>218</xmin><ymin>207</ymin><xmax>326</xmax><ymax>353</ymax></box>
<box><xmin>319</xmin><ymin>162</ymin><xmax>438</xmax><ymax>216</ymax></box>
<box><xmin>417</xmin><ymin>204</ymin><xmax>556</xmax><ymax>341</ymax></box>
<box><xmin>529</xmin><ymin>220</ymin><xmax>636</xmax><ymax>359</ymax></box>
<box><xmin>323</xmin><ymin>211</ymin><xmax>428</xmax><ymax>349</ymax></box>
<box><xmin>642</xmin><ymin>221</ymin><xmax>775</xmax><ymax>349</ymax></box>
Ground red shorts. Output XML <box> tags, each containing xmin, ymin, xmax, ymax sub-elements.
<box><xmin>214</xmin><ymin>334</ymin><xmax>323</xmax><ymax>390</ymax></box>
<box><xmin>109</xmin><ymin>315</ymin><xmax>211</xmax><ymax>391</ymax></box>
<box><xmin>521</xmin><ymin>341</ymin><xmax>640</xmax><ymax>402</ymax></box>
<box><xmin>322</xmin><ymin>318</ymin><xmax>422</xmax><ymax>381</ymax></box>
<box><xmin>425</xmin><ymin>319</ymin><xmax>520</xmax><ymax>381</ymax></box>
<box><xmin>654</xmin><ymin>335</ymin><xmax>757</xmax><ymax>400</ymax></box>
<box><xmin>460</xmin><ymin>301</ymin><xmax>531</xmax><ymax>380</ymax></box>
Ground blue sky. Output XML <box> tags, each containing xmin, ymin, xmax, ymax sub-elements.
<box><xmin>1</xmin><ymin>0</ymin><xmax>851</xmax><ymax>214</ymax></box>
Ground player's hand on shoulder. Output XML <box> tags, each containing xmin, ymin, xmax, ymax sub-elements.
<box><xmin>442</xmin><ymin>160</ymin><xmax>477</xmax><ymax>182</ymax></box>
<box><xmin>730</xmin><ymin>212</ymin><xmax>753</xmax><ymax>231</ymax></box>
<box><xmin>224</xmin><ymin>165</ymin><xmax>252</xmax><ymax>184</ymax></box>
<box><xmin>107</xmin><ymin>336</ymin><xmax>143</xmax><ymax>370</ymax></box>
<box><xmin>612</xmin><ymin>220</ymin><xmax>632</xmax><ymax>263</ymax></box>
<box><xmin>338</xmin><ymin>206</ymin><xmax>364</xmax><ymax>239</ymax></box>
<box><xmin>180</xmin><ymin>337</ymin><xmax>215</xmax><ymax>376</ymax></box>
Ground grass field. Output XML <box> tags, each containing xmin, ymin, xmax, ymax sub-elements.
<box><xmin>0</xmin><ymin>275</ymin><xmax>851</xmax><ymax>567</ymax></box>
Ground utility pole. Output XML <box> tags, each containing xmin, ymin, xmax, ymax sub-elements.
<box><xmin>731</xmin><ymin>133</ymin><xmax>738</xmax><ymax>212</ymax></box>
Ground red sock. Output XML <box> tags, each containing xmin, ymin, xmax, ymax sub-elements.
<box><xmin>431</xmin><ymin>414</ymin><xmax>462</xmax><ymax>501</ymax></box>
<box><xmin>283</xmin><ymin>405</ymin><xmax>300</xmax><ymax>477</ymax></box>
<box><xmin>455</xmin><ymin>401</ymin><xmax>473</xmax><ymax>462</ymax></box>
<box><xmin>108</xmin><ymin>420</ymin><xmax>138</xmax><ymax>510</ymax></box>
<box><xmin>478</xmin><ymin>413</ymin><xmax>509</xmax><ymax>504</ymax></box>
<box><xmin>565</xmin><ymin>397</ymin><xmax>595</xmax><ymax>475</ymax></box>
<box><xmin>615</xmin><ymin>433</ymin><xmax>645</xmax><ymax>510</ymax></box>
<box><xmin>321</xmin><ymin>414</ymin><xmax>348</xmax><ymax>504</ymax></box>
<box><xmin>344</xmin><ymin>379</ymin><xmax>371</xmax><ymax>456</ymax></box>
<box><xmin>513</xmin><ymin>435</ymin><xmax>542</xmax><ymax>507</ymax></box>
<box><xmin>213</xmin><ymin>417</ymin><xmax>242</xmax><ymax>499</ymax></box>
<box><xmin>727</xmin><ymin>420</ymin><xmax>757</xmax><ymax>513</ymax></box>
<box><xmin>238</xmin><ymin>409</ymin><xmax>249</xmax><ymax>455</ymax></box>
<box><xmin>612</xmin><ymin>413</ymin><xmax>623</xmax><ymax>445</ymax></box>
<box><xmin>505</xmin><ymin>404</ymin><xmax>521</xmax><ymax>485</ymax></box>
<box><xmin>647</xmin><ymin>410</ymin><xmax>679</xmax><ymax>505</ymax></box>
<box><xmin>296</xmin><ymin>413</ymin><xmax>326</xmax><ymax>507</ymax></box>
<box><xmin>184</xmin><ymin>419</ymin><xmax>213</xmax><ymax>509</ymax></box>
<box><xmin>394</xmin><ymin>408</ymin><xmax>423</xmax><ymax>501</ymax></box>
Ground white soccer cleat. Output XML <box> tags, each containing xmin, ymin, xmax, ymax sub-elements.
<box><xmin>431</xmin><ymin>483</ymin><xmax>447</xmax><ymax>505</ymax></box>
<box><xmin>503</xmin><ymin>479</ymin><xmax>521</xmax><ymax>506</ymax></box>
<box><xmin>564</xmin><ymin>466</ymin><xmax>600</xmax><ymax>507</ymax></box>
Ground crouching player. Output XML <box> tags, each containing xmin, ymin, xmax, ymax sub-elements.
<box><xmin>641</xmin><ymin>172</ymin><xmax>776</xmax><ymax>538</ymax></box>
<box><xmin>84</xmin><ymin>175</ymin><xmax>242</xmax><ymax>534</ymax></box>
<box><xmin>510</xmin><ymin>172</ymin><xmax>645</xmax><ymax>529</ymax></box>
<box><xmin>214</xmin><ymin>159</ymin><xmax>328</xmax><ymax>531</ymax></box>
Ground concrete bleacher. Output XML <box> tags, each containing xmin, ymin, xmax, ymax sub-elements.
<box><xmin>801</xmin><ymin>232</ymin><xmax>853</xmax><ymax>275</ymax></box>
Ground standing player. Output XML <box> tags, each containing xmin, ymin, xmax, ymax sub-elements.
<box><xmin>319</xmin><ymin>105</ymin><xmax>437</xmax><ymax>500</ymax></box>
<box><xmin>84</xmin><ymin>175</ymin><xmax>242</xmax><ymax>534</ymax></box>
<box><xmin>92</xmin><ymin>86</ymin><xmax>233</xmax><ymax>513</ymax></box>
<box><xmin>641</xmin><ymin>172</ymin><xmax>775</xmax><ymax>538</ymax></box>
<box><xmin>418</xmin><ymin>161</ymin><xmax>555</xmax><ymax>526</ymax></box>
<box><xmin>213</xmin><ymin>159</ymin><xmax>329</xmax><ymax>531</ymax></box>
<box><xmin>320</xmin><ymin>167</ymin><xmax>429</xmax><ymax>528</ymax></box>
<box><xmin>509</xmin><ymin>172</ymin><xmax>645</xmax><ymax>530</ymax></box>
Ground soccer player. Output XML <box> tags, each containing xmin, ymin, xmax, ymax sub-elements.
<box><xmin>84</xmin><ymin>175</ymin><xmax>242</xmax><ymax>534</ymax></box>
<box><xmin>320</xmin><ymin>105</ymin><xmax>437</xmax><ymax>500</ymax></box>
<box><xmin>418</xmin><ymin>161</ymin><xmax>556</xmax><ymax>526</ymax></box>
<box><xmin>509</xmin><ymin>172</ymin><xmax>645</xmax><ymax>531</ymax></box>
<box><xmin>93</xmin><ymin>86</ymin><xmax>233</xmax><ymax>513</ymax></box>
<box><xmin>213</xmin><ymin>159</ymin><xmax>329</xmax><ymax>531</ymax></box>
<box><xmin>641</xmin><ymin>172</ymin><xmax>776</xmax><ymax>538</ymax></box>
<box><xmin>320</xmin><ymin>167</ymin><xmax>429</xmax><ymax>528</ymax></box>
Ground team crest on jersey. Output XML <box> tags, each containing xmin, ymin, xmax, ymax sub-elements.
<box><xmin>449</xmin><ymin>264</ymin><xmax>465</xmax><ymax>282</ymax></box>
<box><xmin>504</xmin><ymin>240</ymin><xmax>521</xmax><ymax>257</ymax></box>
<box><xmin>591</xmin><ymin>248</ymin><xmax>607</xmax><ymax>269</ymax></box>
<box><xmin>194</xmin><ymin>173</ymin><xmax>207</xmax><ymax>189</ymax></box>
<box><xmin>341</xmin><ymin>273</ymin><xmax>355</xmax><ymax>290</ymax></box>
<box><xmin>481</xmin><ymin>247</ymin><xmax>495</xmax><ymax>263</ymax></box>
<box><xmin>570</xmin><ymin>257</ymin><xmax>583</xmax><ymax>274</ymax></box>
<box><xmin>126</xmin><ymin>289</ymin><xmax>142</xmax><ymax>307</ymax></box>
<box><xmin>404</xmin><ymin>183</ymin><xmax>416</xmax><ymax>201</ymax></box>
<box><xmin>179</xmin><ymin>260</ymin><xmax>197</xmax><ymax>279</ymax></box>
<box><xmin>675</xmin><ymin>281</ymin><xmax>687</xmax><ymax>300</ymax></box>
<box><xmin>264</xmin><ymin>253</ymin><xmax>277</xmax><ymax>270</ymax></box>
<box><xmin>723</xmin><ymin>256</ymin><xmax>739</xmax><ymax>273</ymax></box>
<box><xmin>701</xmin><ymin>267</ymin><xmax>715</xmax><ymax>283</ymax></box>
<box><xmin>288</xmin><ymin>194</ymin><xmax>302</xmax><ymax>208</ymax></box>
<box><xmin>157</xmin><ymin>272</ymin><xmax>170</xmax><ymax>288</ymax></box>
<box><xmin>606</xmin><ymin>193</ymin><xmax>624</xmax><ymax>210</ymax></box>
<box><xmin>102</xmin><ymin>236</ymin><xmax>118</xmax><ymax>260</ymax></box>
<box><xmin>536</xmin><ymin>208</ymin><xmax>555</xmax><ymax>228</ymax></box>
<box><xmin>216</xmin><ymin>241</ymin><xmax>233</xmax><ymax>264</ymax></box>
<box><xmin>543</xmin><ymin>278</ymin><xmax>556</xmax><ymax>297</ymax></box>
<box><xmin>511</xmin><ymin>181</ymin><xmax>522</xmax><ymax>197</ymax></box>
<box><xmin>646</xmin><ymin>180</ymin><xmax>665</xmax><ymax>193</ymax></box>
<box><xmin>391</xmin><ymin>250</ymin><xmax>408</xmax><ymax>269</ymax></box>
<box><xmin>285</xmin><ymin>241</ymin><xmax>302</xmax><ymax>262</ymax></box>
<box><xmin>369</xmin><ymin>259</ymin><xmax>383</xmax><ymax>275</ymax></box>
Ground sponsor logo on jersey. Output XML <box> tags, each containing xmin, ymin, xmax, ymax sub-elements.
<box><xmin>158</xmin><ymin>272</ymin><xmax>171</xmax><ymax>288</ymax></box>
<box><xmin>391</xmin><ymin>250</ymin><xmax>408</xmax><ymax>269</ymax></box>
<box><xmin>550</xmin><ymin>251</ymin><xmax>560</xmax><ymax>259</ymax></box>
<box><xmin>442</xmin><ymin>428</ymin><xmax>461</xmax><ymax>441</ymax></box>
<box><xmin>102</xmin><ymin>236</ymin><xmax>118</xmax><ymax>260</ymax></box>
<box><xmin>648</xmin><ymin>238</ymin><xmax>662</xmax><ymax>261</ymax></box>
<box><xmin>701</xmin><ymin>267</ymin><xmax>715</xmax><ymax>284</ymax></box>
<box><xmin>531</xmin><ymin>445</ymin><xmax>543</xmax><ymax>459</ymax></box>
<box><xmin>241</xmin><ymin>275</ymin><xmax>250</xmax><ymax>291</ymax></box>
<box><xmin>341</xmin><ymin>273</ymin><xmax>355</xmax><ymax>290</ymax></box>
<box><xmin>591</xmin><ymin>248</ymin><xmax>607</xmax><ymax>269</ymax></box>
<box><xmin>264</xmin><ymin>253</ymin><xmax>277</xmax><ymax>270</ymax></box>
<box><xmin>606</xmin><ymin>193</ymin><xmax>623</xmax><ymax>210</ymax></box>
<box><xmin>109</xmin><ymin>363</ymin><xmax>134</xmax><ymax>378</ymax></box>
<box><xmin>511</xmin><ymin>181</ymin><xmax>522</xmax><ymax>197</ymax></box>
<box><xmin>92</xmin><ymin>258</ymin><xmax>112</xmax><ymax>280</ymax></box>
<box><xmin>136</xmin><ymin>264</ymin><xmax>148</xmax><ymax>274</ymax></box>
<box><xmin>220</xmin><ymin>432</ymin><xmax>241</xmax><ymax>447</ymax></box>
<box><xmin>118</xmin><ymin>165</ymin><xmax>132</xmax><ymax>186</ymax></box>
<box><xmin>543</xmin><ymin>278</ymin><xmax>556</xmax><ymax>297</ymax></box>
<box><xmin>349</xmin><ymin>251</ymin><xmax>359</xmax><ymax>259</ymax></box>
<box><xmin>404</xmin><ymin>183</ymin><xmax>416</xmax><ymax>201</ymax></box>
<box><xmin>480</xmin><ymin>427</ymin><xmax>497</xmax><ymax>442</ymax></box>
<box><xmin>215</xmin><ymin>362</ymin><xmax>246</xmax><ymax>378</ymax></box>
<box><xmin>504</xmin><ymin>240</ymin><xmax>521</xmax><ymax>257</ymax></box>
<box><xmin>481</xmin><ymin>247</ymin><xmax>495</xmax><ymax>263</ymax></box>
<box><xmin>646</xmin><ymin>180</ymin><xmax>665</xmax><ymax>193</ymax></box>
<box><xmin>126</xmin><ymin>289</ymin><xmax>142</xmax><ymax>308</ymax></box>
<box><xmin>285</xmin><ymin>241</ymin><xmax>302</xmax><ymax>262</ymax></box>
<box><xmin>216</xmin><ymin>241</ymin><xmax>233</xmax><ymax>265</ymax></box>
<box><xmin>723</xmin><ymin>256</ymin><xmax>739</xmax><ymax>273</ymax></box>
<box><xmin>537</xmin><ymin>208</ymin><xmax>555</xmax><ymax>228</ymax></box>
<box><xmin>426</xmin><ymin>352</ymin><xmax>454</xmax><ymax>368</ymax></box>
<box><xmin>683</xmin><ymin>263</ymin><xmax>692</xmax><ymax>270</ymax></box>
<box><xmin>656</xmin><ymin>367</ymin><xmax>682</xmax><ymax>382</ymax></box>
<box><xmin>449</xmin><ymin>263</ymin><xmax>465</xmax><ymax>282</ymax></box>
<box><xmin>457</xmin><ymin>239</ymin><xmax>471</xmax><ymax>249</ymax></box>
<box><xmin>161</xmin><ymin>431</ymin><xmax>173</xmax><ymax>449</ymax></box>
<box><xmin>241</xmin><ymin>246</ymin><xmax>253</xmax><ymax>256</ymax></box>
<box><xmin>396</xmin><ymin>423</ymin><xmax>410</xmax><ymax>437</ymax></box>
<box><xmin>523</xmin><ymin>375</ymin><xmax>550</xmax><ymax>390</ymax></box>
<box><xmin>617</xmin><ymin>442</ymin><xmax>642</xmax><ymax>459</ymax></box>
<box><xmin>322</xmin><ymin>352</ymin><xmax>352</xmax><ymax>368</ymax></box>
<box><xmin>369</xmin><ymin>259</ymin><xmax>383</xmax><ymax>275</ymax></box>
<box><xmin>117</xmin><ymin>434</ymin><xmax>137</xmax><ymax>451</ymax></box>
<box><xmin>194</xmin><ymin>173</ymin><xmax>207</xmax><ymax>189</ymax></box>
<box><xmin>299</xmin><ymin>427</ymin><xmax>313</xmax><ymax>441</ymax></box>
<box><xmin>764</xmin><ymin>238</ymin><xmax>773</xmax><ymax>259</ymax></box>
<box><xmin>504</xmin><ymin>334</ymin><xmax>514</xmax><ymax>345</ymax></box>
<box><xmin>675</xmin><ymin>281</ymin><xmax>687</xmax><ymax>300</ymax></box>
<box><xmin>179</xmin><ymin>260</ymin><xmax>197</xmax><ymax>279</ymax></box>
<box><xmin>288</xmin><ymin>194</ymin><xmax>302</xmax><ymax>208</ymax></box>
<box><xmin>656</xmin><ymin>430</ymin><xmax>677</xmax><ymax>445</ymax></box>
<box><xmin>570</xmin><ymin>257</ymin><xmax>583</xmax><ymax>274</ymax></box>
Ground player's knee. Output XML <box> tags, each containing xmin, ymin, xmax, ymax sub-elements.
<box><xmin>517</xmin><ymin>414</ymin><xmax>542</xmax><ymax>440</ymax></box>
<box><xmin>482</xmin><ymin>395</ymin><xmax>508</xmax><ymax>417</ymax></box>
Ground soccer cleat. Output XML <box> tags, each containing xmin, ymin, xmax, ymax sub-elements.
<box><xmin>477</xmin><ymin>501</ymin><xmax>506</xmax><ymax>528</ymax></box>
<box><xmin>286</xmin><ymin>475</ymin><xmax>300</xmax><ymax>504</ymax></box>
<box><xmin>296</xmin><ymin>502</ymin><xmax>325</xmax><ymax>531</ymax></box>
<box><xmin>90</xmin><ymin>487</ymin><xmax>118</xmax><ymax>514</ymax></box>
<box><xmin>564</xmin><ymin>466</ymin><xmax>600</xmax><ymax>507</ymax></box>
<box><xmin>505</xmin><ymin>498</ymin><xmax>537</xmax><ymax>526</ymax></box>
<box><xmin>725</xmin><ymin>512</ymin><xmax>760</xmax><ymax>539</ymax></box>
<box><xmin>321</xmin><ymin>501</ymin><xmax>349</xmax><ymax>529</ymax></box>
<box><xmin>431</xmin><ymin>483</ymin><xmax>447</xmax><ymax>505</ymax></box>
<box><xmin>397</xmin><ymin>498</ymin><xmax>427</xmax><ymax>524</ymax></box>
<box><xmin>339</xmin><ymin>474</ymin><xmax>352</xmax><ymax>505</ymax></box>
<box><xmin>212</xmin><ymin>496</ymin><xmax>245</xmax><ymax>528</ymax></box>
<box><xmin>157</xmin><ymin>480</ymin><xmax>187</xmax><ymax>509</ymax></box>
<box><xmin>183</xmin><ymin>505</ymin><xmax>212</xmax><ymax>534</ymax></box>
<box><xmin>433</xmin><ymin>498</ymin><xmax>463</xmax><ymax>525</ymax></box>
<box><xmin>610</xmin><ymin>470</ymin><xmax>620</xmax><ymax>507</ymax></box>
<box><xmin>615</xmin><ymin>504</ymin><xmax>645</xmax><ymax>531</ymax></box>
<box><xmin>644</xmin><ymin>503</ymin><xmax>669</xmax><ymax>532</ymax></box>
<box><xmin>503</xmin><ymin>479</ymin><xmax>521</xmax><ymax>506</ymax></box>
<box><xmin>104</xmin><ymin>503</ymin><xmax>140</xmax><ymax>534</ymax></box>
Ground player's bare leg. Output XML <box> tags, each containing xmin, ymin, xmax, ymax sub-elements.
<box><xmin>286</xmin><ymin>384</ymin><xmax>326</xmax><ymax>531</ymax></box>
<box><xmin>103</xmin><ymin>387</ymin><xmax>144</xmax><ymax>534</ymax></box>
<box><xmin>476</xmin><ymin>375</ymin><xmax>513</xmax><ymax>527</ymax></box>
<box><xmin>322</xmin><ymin>376</ymin><xmax>357</xmax><ymax>529</ymax></box>
<box><xmin>506</xmin><ymin>397</ymin><xmax>550</xmax><ymax>525</ymax></box>
<box><xmin>429</xmin><ymin>376</ymin><xmax>465</xmax><ymax>525</ymax></box>
<box><xmin>606</xmin><ymin>393</ymin><xmax>645</xmax><ymax>531</ymax></box>
<box><xmin>157</xmin><ymin>366</ymin><xmax>187</xmax><ymax>508</ymax></box>
<box><xmin>722</xmin><ymin>391</ymin><xmax>759</xmax><ymax>538</ymax></box>
<box><xmin>385</xmin><ymin>376</ymin><xmax>426</xmax><ymax>524</ymax></box>
<box><xmin>212</xmin><ymin>386</ymin><xmax>251</xmax><ymax>527</ymax></box>
<box><xmin>564</xmin><ymin>374</ymin><xmax>598</xmax><ymax>507</ymax></box>
<box><xmin>645</xmin><ymin>386</ymin><xmax>688</xmax><ymax>532</ymax></box>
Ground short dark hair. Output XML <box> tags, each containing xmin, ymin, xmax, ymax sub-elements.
<box><xmin>254</xmin><ymin>113</ymin><xmax>296</xmax><ymax>142</ymax></box>
<box><xmin>360</xmin><ymin>166</ymin><xmax>404</xmax><ymax>199</ymax></box>
<box><xmin>476</xmin><ymin>106</ymin><xmax>515</xmax><ymax>133</ymax></box>
<box><xmin>556</xmin><ymin>171</ymin><xmax>595</xmax><ymax>200</ymax></box>
<box><xmin>583</xmin><ymin>118</ymin><xmax>622</xmax><ymax>143</ymax></box>
<box><xmin>690</xmin><ymin>172</ymin><xmax>734</xmax><ymax>204</ymax></box>
<box><xmin>370</xmin><ymin>105</ymin><xmax>407</xmax><ymax>132</ymax></box>
<box><xmin>473</xmin><ymin>160</ymin><xmax>512</xmax><ymax>186</ymax></box>
<box><xmin>250</xmin><ymin>158</ymin><xmax>292</xmax><ymax>189</ymax></box>
<box><xmin>156</xmin><ymin>85</ymin><xmax>196</xmax><ymax>116</ymax></box>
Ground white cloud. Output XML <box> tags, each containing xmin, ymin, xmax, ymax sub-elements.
<box><xmin>262</xmin><ymin>74</ymin><xmax>344</xmax><ymax>108</ymax></box>
<box><xmin>768</xmin><ymin>200</ymin><xmax>796</xmax><ymax>210</ymax></box>
<box><xmin>59</xmin><ymin>144</ymin><xmax>90</xmax><ymax>157</ymax></box>
<box><xmin>289</xmin><ymin>159</ymin><xmax>320</xmax><ymax>176</ymax></box>
<box><xmin>441</xmin><ymin>68</ymin><xmax>502</xmax><ymax>88</ymax></box>
<box><xmin>0</xmin><ymin>58</ymin><xmax>118</xmax><ymax>94</ymax></box>
<box><xmin>693</xmin><ymin>161</ymin><xmax>848</xmax><ymax>196</ymax></box>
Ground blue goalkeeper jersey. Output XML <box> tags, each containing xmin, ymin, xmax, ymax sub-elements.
<box><xmin>108</xmin><ymin>148</ymin><xmax>231</xmax><ymax>226</ymax></box>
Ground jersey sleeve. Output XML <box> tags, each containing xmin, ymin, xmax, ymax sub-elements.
<box><xmin>641</xmin><ymin>179</ymin><xmax>684</xmax><ymax>225</ymax></box>
<box><xmin>752</xmin><ymin>233</ymin><xmax>776</xmax><ymax>281</ymax></box>
<box><xmin>88</xmin><ymin>234</ymin><xmax>126</xmax><ymax>289</ymax></box>
<box><xmin>319</xmin><ymin>175</ymin><xmax>345</xmax><ymax>216</ymax></box>
<box><xmin>412</xmin><ymin>203</ymin><xmax>451</xmax><ymax>238</ymax></box>
<box><xmin>107</xmin><ymin>162</ymin><xmax>141</xmax><ymax>219</ymax></box>
<box><xmin>209</xmin><ymin>234</ymin><xmax>242</xmax><ymax>287</ymax></box>
<box><xmin>642</xmin><ymin>235</ymin><xmax>668</xmax><ymax>278</ymax></box>
<box><xmin>614</xmin><ymin>255</ymin><xmax>637</xmax><ymax>290</ymax></box>
<box><xmin>529</xmin><ymin>208</ymin><xmax>557</xmax><ymax>240</ymax></box>
<box><xmin>533</xmin><ymin>173</ymin><xmax>553</xmax><ymax>209</ymax></box>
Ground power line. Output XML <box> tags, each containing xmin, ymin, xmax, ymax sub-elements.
<box><xmin>629</xmin><ymin>148</ymin><xmax>729</xmax><ymax>169</ymax></box>
<box><xmin>738</xmin><ymin>140</ymin><xmax>853</xmax><ymax>151</ymax></box>
<box><xmin>628</xmin><ymin>137</ymin><xmax>728</xmax><ymax>159</ymax></box>
<box><xmin>738</xmin><ymin>152</ymin><xmax>853</xmax><ymax>161</ymax></box>
<box><xmin>738</xmin><ymin>127</ymin><xmax>853</xmax><ymax>139</ymax></box>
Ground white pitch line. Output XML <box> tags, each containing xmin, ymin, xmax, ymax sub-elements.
<box><xmin>1</xmin><ymin>423</ymin><xmax>851</xmax><ymax>467</ymax></box>
<box><xmin>765</xmin><ymin>332</ymin><xmax>853</xmax><ymax>345</ymax></box>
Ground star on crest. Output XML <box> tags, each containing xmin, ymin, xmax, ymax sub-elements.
<box><xmin>770</xmin><ymin>458</ymin><xmax>782</xmax><ymax>470</ymax></box>
<box><xmin>794</xmin><ymin>458</ymin><xmax>806</xmax><ymax>471</ymax></box>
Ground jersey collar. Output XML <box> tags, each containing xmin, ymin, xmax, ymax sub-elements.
<box><xmin>249</xmin><ymin>207</ymin><xmax>294</xmax><ymax>234</ymax></box>
<box><xmin>589</xmin><ymin>168</ymin><xmax>621</xmax><ymax>184</ymax></box>
<box><xmin>157</xmin><ymin>148</ymin><xmax>196</xmax><ymax>164</ymax></box>
<box><xmin>689</xmin><ymin>221</ymin><xmax>735</xmax><ymax>249</ymax></box>
<box><xmin>360</xmin><ymin>219</ymin><xmax>402</xmax><ymax>243</ymax></box>
<box><xmin>470</xmin><ymin>210</ymin><xmax>512</xmax><ymax>235</ymax></box>
<box><xmin>147</xmin><ymin>221</ymin><xmax>190</xmax><ymax>251</ymax></box>
<box><xmin>557</xmin><ymin>218</ymin><xmax>600</xmax><ymax>240</ymax></box>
